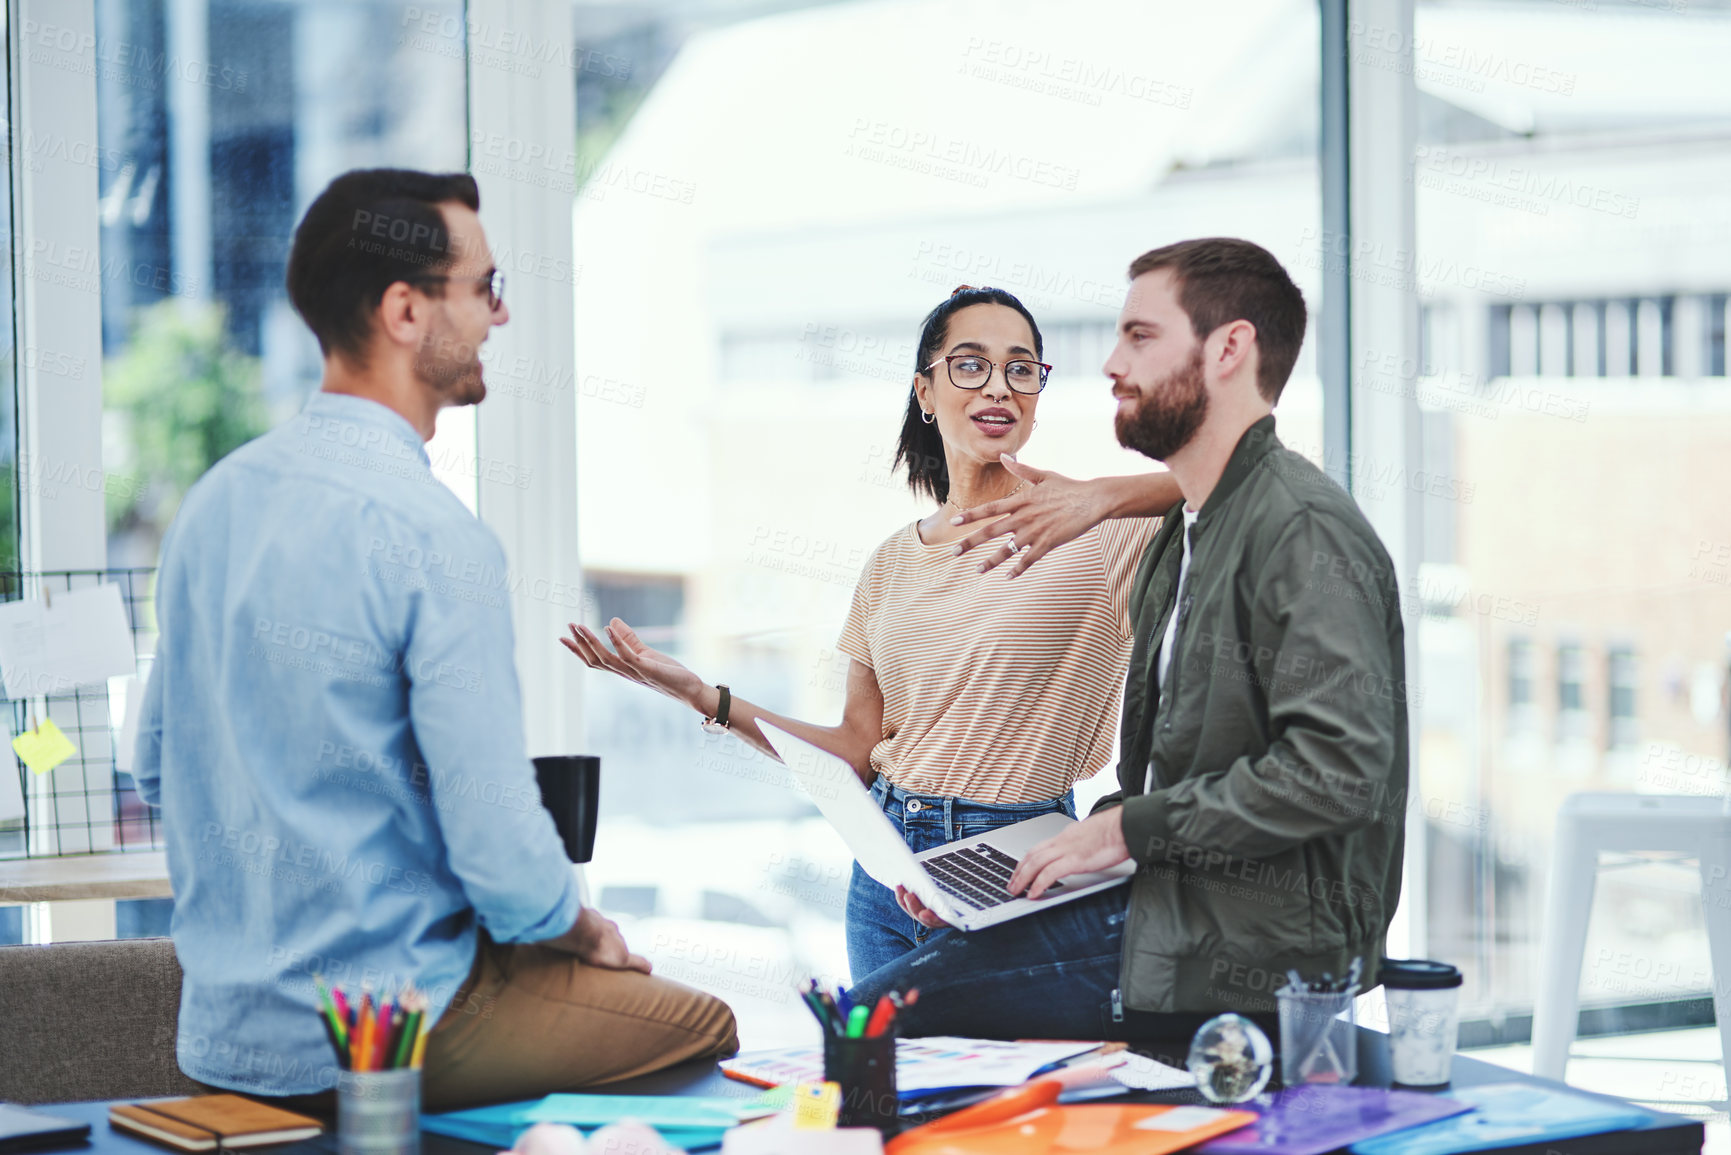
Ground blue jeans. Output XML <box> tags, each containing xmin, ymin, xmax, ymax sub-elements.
<box><xmin>844</xmin><ymin>777</ymin><xmax>1075</xmax><ymax>982</ymax></box>
<box><xmin>848</xmin><ymin>877</ymin><xmax>1282</xmax><ymax>1054</ymax></box>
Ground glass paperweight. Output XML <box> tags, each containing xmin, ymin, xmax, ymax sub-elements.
<box><xmin>1187</xmin><ymin>1012</ymin><xmax>1275</xmax><ymax>1103</ymax></box>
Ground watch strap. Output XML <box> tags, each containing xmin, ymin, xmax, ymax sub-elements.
<box><xmin>713</xmin><ymin>684</ymin><xmax>731</xmax><ymax>728</ymax></box>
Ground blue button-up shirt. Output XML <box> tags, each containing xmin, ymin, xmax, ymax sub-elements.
<box><xmin>136</xmin><ymin>392</ymin><xmax>582</xmax><ymax>1095</ymax></box>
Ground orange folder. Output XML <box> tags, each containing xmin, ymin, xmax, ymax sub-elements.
<box><xmin>887</xmin><ymin>1078</ymin><xmax>1256</xmax><ymax>1155</ymax></box>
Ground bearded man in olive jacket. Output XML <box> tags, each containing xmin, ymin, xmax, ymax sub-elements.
<box><xmin>849</xmin><ymin>237</ymin><xmax>1407</xmax><ymax>1043</ymax></box>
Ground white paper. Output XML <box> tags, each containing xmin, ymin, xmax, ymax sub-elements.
<box><xmin>1135</xmin><ymin>1105</ymin><xmax>1232</xmax><ymax>1132</ymax></box>
<box><xmin>721</xmin><ymin>1117</ymin><xmax>882</xmax><ymax>1155</ymax></box>
<box><xmin>0</xmin><ymin>734</ymin><xmax>23</xmax><ymax>822</ymax></box>
<box><xmin>0</xmin><ymin>584</ymin><xmax>136</xmax><ymax>699</ymax></box>
<box><xmin>113</xmin><ymin>675</ymin><xmax>140</xmax><ymax>775</ymax></box>
<box><xmin>1110</xmin><ymin>1053</ymin><xmax>1198</xmax><ymax>1091</ymax></box>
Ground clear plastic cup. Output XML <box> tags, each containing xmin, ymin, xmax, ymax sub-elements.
<box><xmin>1381</xmin><ymin>959</ymin><xmax>1463</xmax><ymax>1087</ymax></box>
<box><xmin>1277</xmin><ymin>983</ymin><xmax>1358</xmax><ymax>1086</ymax></box>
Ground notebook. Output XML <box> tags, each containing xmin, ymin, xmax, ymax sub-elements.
<box><xmin>0</xmin><ymin>1104</ymin><xmax>91</xmax><ymax>1154</ymax></box>
<box><xmin>1348</xmin><ymin>1083</ymin><xmax>1652</xmax><ymax>1155</ymax></box>
<box><xmin>1196</xmin><ymin>1086</ymin><xmax>1473</xmax><ymax>1155</ymax></box>
<box><xmin>887</xmin><ymin>1080</ymin><xmax>1256</xmax><ymax>1155</ymax></box>
<box><xmin>108</xmin><ymin>1096</ymin><xmax>322</xmax><ymax>1152</ymax></box>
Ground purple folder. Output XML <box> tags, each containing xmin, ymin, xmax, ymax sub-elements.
<box><xmin>1197</xmin><ymin>1085</ymin><xmax>1473</xmax><ymax>1155</ymax></box>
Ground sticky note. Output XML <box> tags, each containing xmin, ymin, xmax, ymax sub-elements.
<box><xmin>790</xmin><ymin>1082</ymin><xmax>841</xmax><ymax>1130</ymax></box>
<box><xmin>14</xmin><ymin>718</ymin><xmax>77</xmax><ymax>774</ymax></box>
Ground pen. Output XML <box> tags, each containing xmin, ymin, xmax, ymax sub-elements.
<box><xmin>845</xmin><ymin>1005</ymin><xmax>869</xmax><ymax>1039</ymax></box>
<box><xmin>798</xmin><ymin>988</ymin><xmax>833</xmax><ymax>1035</ymax></box>
<box><xmin>815</xmin><ymin>988</ymin><xmax>842</xmax><ymax>1034</ymax></box>
<box><xmin>863</xmin><ymin>994</ymin><xmax>896</xmax><ymax>1038</ymax></box>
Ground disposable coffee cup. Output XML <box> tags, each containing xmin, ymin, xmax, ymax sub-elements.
<box><xmin>1381</xmin><ymin>958</ymin><xmax>1463</xmax><ymax>1088</ymax></box>
<box><xmin>337</xmin><ymin>1068</ymin><xmax>420</xmax><ymax>1155</ymax></box>
<box><xmin>532</xmin><ymin>755</ymin><xmax>601</xmax><ymax>863</ymax></box>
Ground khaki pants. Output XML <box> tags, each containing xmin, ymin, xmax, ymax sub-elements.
<box><xmin>420</xmin><ymin>933</ymin><xmax>740</xmax><ymax>1112</ymax></box>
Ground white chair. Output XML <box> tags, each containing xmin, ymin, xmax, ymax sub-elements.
<box><xmin>1531</xmin><ymin>792</ymin><xmax>1731</xmax><ymax>1080</ymax></box>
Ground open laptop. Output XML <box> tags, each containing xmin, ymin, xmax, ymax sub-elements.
<box><xmin>759</xmin><ymin>722</ymin><xmax>1134</xmax><ymax>932</ymax></box>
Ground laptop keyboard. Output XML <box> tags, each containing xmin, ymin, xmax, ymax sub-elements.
<box><xmin>923</xmin><ymin>843</ymin><xmax>1062</xmax><ymax>911</ymax></box>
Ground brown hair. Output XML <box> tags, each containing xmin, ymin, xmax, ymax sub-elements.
<box><xmin>1128</xmin><ymin>238</ymin><xmax>1307</xmax><ymax>403</ymax></box>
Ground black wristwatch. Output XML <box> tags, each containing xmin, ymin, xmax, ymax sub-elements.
<box><xmin>700</xmin><ymin>684</ymin><xmax>732</xmax><ymax>734</ymax></box>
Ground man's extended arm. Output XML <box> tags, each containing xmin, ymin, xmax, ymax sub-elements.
<box><xmin>402</xmin><ymin>522</ymin><xmax>584</xmax><ymax>945</ymax></box>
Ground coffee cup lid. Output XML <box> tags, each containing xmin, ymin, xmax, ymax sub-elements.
<box><xmin>1380</xmin><ymin>958</ymin><xmax>1462</xmax><ymax>989</ymax></box>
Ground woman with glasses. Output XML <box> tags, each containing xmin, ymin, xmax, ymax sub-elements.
<box><xmin>562</xmin><ymin>286</ymin><xmax>1181</xmax><ymax>977</ymax></box>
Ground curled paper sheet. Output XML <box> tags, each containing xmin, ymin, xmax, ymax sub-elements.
<box><xmin>586</xmin><ymin>1122</ymin><xmax>681</xmax><ymax>1155</ymax></box>
<box><xmin>508</xmin><ymin>1122</ymin><xmax>587</xmax><ymax>1155</ymax></box>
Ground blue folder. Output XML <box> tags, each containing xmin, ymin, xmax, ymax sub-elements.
<box><xmin>1348</xmin><ymin>1083</ymin><xmax>1652</xmax><ymax>1155</ymax></box>
<box><xmin>422</xmin><ymin>1094</ymin><xmax>763</xmax><ymax>1152</ymax></box>
<box><xmin>1197</xmin><ymin>1086</ymin><xmax>1472</xmax><ymax>1155</ymax></box>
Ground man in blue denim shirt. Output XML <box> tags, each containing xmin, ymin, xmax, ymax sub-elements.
<box><xmin>136</xmin><ymin>169</ymin><xmax>736</xmax><ymax>1109</ymax></box>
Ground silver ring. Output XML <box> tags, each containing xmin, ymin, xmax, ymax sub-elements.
<box><xmin>1006</xmin><ymin>533</ymin><xmax>1018</xmax><ymax>551</ymax></box>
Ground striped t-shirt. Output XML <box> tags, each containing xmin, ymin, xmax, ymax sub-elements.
<box><xmin>837</xmin><ymin>516</ymin><xmax>1162</xmax><ymax>805</ymax></box>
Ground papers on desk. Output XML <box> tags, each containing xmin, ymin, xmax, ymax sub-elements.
<box><xmin>721</xmin><ymin>1038</ymin><xmax>1106</xmax><ymax>1099</ymax></box>
<box><xmin>1107</xmin><ymin>1052</ymin><xmax>1195</xmax><ymax>1092</ymax></box>
<box><xmin>0</xmin><ymin>584</ymin><xmax>135</xmax><ymax>699</ymax></box>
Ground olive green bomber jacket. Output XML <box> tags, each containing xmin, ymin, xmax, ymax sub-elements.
<box><xmin>1092</xmin><ymin>415</ymin><xmax>1409</xmax><ymax>1014</ymax></box>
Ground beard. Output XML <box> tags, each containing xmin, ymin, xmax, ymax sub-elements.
<box><xmin>1114</xmin><ymin>347</ymin><xmax>1208</xmax><ymax>462</ymax></box>
<box><xmin>413</xmin><ymin>314</ymin><xmax>488</xmax><ymax>407</ymax></box>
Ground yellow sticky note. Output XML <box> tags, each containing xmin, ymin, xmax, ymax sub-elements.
<box><xmin>790</xmin><ymin>1081</ymin><xmax>841</xmax><ymax>1130</ymax></box>
<box><xmin>14</xmin><ymin>719</ymin><xmax>77</xmax><ymax>775</ymax></box>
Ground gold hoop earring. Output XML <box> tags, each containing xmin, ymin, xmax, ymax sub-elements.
<box><xmin>920</xmin><ymin>410</ymin><xmax>936</xmax><ymax>425</ymax></box>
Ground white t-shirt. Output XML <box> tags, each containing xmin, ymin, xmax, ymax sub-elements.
<box><xmin>1148</xmin><ymin>507</ymin><xmax>1200</xmax><ymax>792</ymax></box>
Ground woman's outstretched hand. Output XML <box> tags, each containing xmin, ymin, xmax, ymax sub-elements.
<box><xmin>950</xmin><ymin>455</ymin><xmax>1108</xmax><ymax>578</ymax></box>
<box><xmin>561</xmin><ymin>618</ymin><xmax>705</xmax><ymax>708</ymax></box>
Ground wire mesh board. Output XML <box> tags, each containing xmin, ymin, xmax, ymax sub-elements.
<box><xmin>0</xmin><ymin>569</ymin><xmax>160</xmax><ymax>859</ymax></box>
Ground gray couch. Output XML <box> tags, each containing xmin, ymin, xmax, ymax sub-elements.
<box><xmin>0</xmin><ymin>937</ymin><xmax>200</xmax><ymax>1104</ymax></box>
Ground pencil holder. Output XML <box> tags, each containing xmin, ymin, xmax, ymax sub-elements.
<box><xmin>337</xmin><ymin>1068</ymin><xmax>421</xmax><ymax>1155</ymax></box>
<box><xmin>1276</xmin><ymin>984</ymin><xmax>1359</xmax><ymax>1087</ymax></box>
<box><xmin>822</xmin><ymin>1032</ymin><xmax>898</xmax><ymax>1135</ymax></box>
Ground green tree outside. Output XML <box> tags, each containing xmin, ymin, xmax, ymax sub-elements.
<box><xmin>103</xmin><ymin>301</ymin><xmax>269</xmax><ymax>552</ymax></box>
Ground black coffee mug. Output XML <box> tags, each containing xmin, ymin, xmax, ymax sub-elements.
<box><xmin>532</xmin><ymin>755</ymin><xmax>601</xmax><ymax>863</ymax></box>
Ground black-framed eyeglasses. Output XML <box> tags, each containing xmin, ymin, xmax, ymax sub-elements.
<box><xmin>408</xmin><ymin>269</ymin><xmax>505</xmax><ymax>309</ymax></box>
<box><xmin>922</xmin><ymin>353</ymin><xmax>1052</xmax><ymax>395</ymax></box>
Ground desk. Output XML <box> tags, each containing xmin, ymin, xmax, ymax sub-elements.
<box><xmin>45</xmin><ymin>1027</ymin><xmax>1703</xmax><ymax>1155</ymax></box>
<box><xmin>0</xmin><ymin>852</ymin><xmax>171</xmax><ymax>904</ymax></box>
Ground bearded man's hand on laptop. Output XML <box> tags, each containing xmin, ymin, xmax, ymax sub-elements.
<box><xmin>1009</xmin><ymin>811</ymin><xmax>1131</xmax><ymax>900</ymax></box>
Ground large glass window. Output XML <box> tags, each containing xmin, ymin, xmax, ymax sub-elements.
<box><xmin>572</xmin><ymin>0</ymin><xmax>1323</xmax><ymax>1046</ymax></box>
<box><xmin>1411</xmin><ymin>0</ymin><xmax>1731</xmax><ymax>1042</ymax></box>
<box><xmin>96</xmin><ymin>0</ymin><xmax>469</xmax><ymax>567</ymax></box>
<box><xmin>79</xmin><ymin>0</ymin><xmax>468</xmax><ymax>937</ymax></box>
